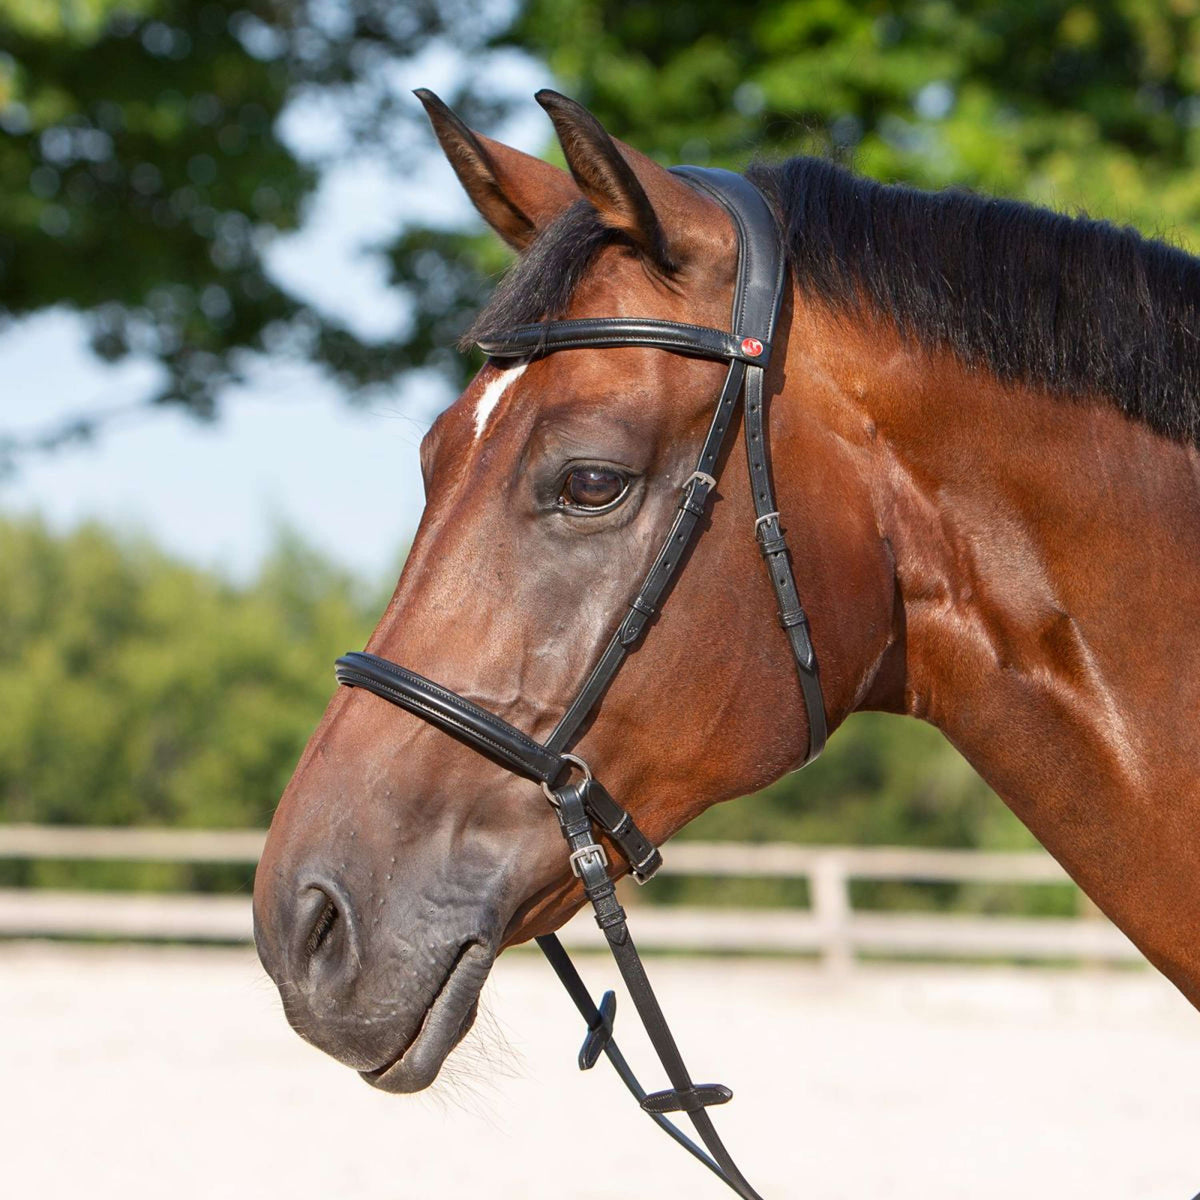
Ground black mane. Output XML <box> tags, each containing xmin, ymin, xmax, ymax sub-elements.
<box><xmin>471</xmin><ymin>157</ymin><xmax>1200</xmax><ymax>446</ymax></box>
<box><xmin>468</xmin><ymin>201</ymin><xmax>616</xmax><ymax>346</ymax></box>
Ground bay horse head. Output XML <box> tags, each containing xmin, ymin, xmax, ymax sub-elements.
<box><xmin>253</xmin><ymin>88</ymin><xmax>895</xmax><ymax>1102</ymax></box>
<box><xmin>254</xmin><ymin>87</ymin><xmax>1200</xmax><ymax>1157</ymax></box>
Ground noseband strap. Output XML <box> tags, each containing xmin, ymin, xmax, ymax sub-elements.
<box><xmin>335</xmin><ymin>167</ymin><xmax>828</xmax><ymax>1200</ymax></box>
<box><xmin>334</xmin><ymin>652</ymin><xmax>664</xmax><ymax>882</ymax></box>
<box><xmin>334</xmin><ymin>653</ymin><xmax>563</xmax><ymax>783</ymax></box>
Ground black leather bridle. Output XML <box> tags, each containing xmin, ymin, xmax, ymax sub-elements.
<box><xmin>334</xmin><ymin>168</ymin><xmax>827</xmax><ymax>1199</ymax></box>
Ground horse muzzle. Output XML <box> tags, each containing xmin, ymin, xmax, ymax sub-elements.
<box><xmin>253</xmin><ymin>838</ymin><xmax>505</xmax><ymax>1088</ymax></box>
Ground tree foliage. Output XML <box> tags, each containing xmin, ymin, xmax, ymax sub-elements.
<box><xmin>487</xmin><ymin>0</ymin><xmax>1191</xmax><ymax>872</ymax></box>
<box><xmin>509</xmin><ymin>0</ymin><xmax>1200</xmax><ymax>241</ymax></box>
<box><xmin>3</xmin><ymin>2</ymin><xmax>1194</xmax><ymax>895</ymax></box>
<box><xmin>0</xmin><ymin>516</ymin><xmax>376</xmax><ymax>831</ymax></box>
<box><xmin>0</xmin><ymin>514</ymin><xmax>1061</xmax><ymax>919</ymax></box>
<box><xmin>5</xmin><ymin>1</ymin><xmax>1200</xmax><ymax>444</ymax></box>
<box><xmin>0</xmin><ymin>514</ymin><xmax>1035</xmax><ymax>853</ymax></box>
<box><xmin>0</xmin><ymin>0</ymin><xmax>509</xmax><ymax>453</ymax></box>
<box><xmin>0</xmin><ymin>513</ymin><xmax>1003</xmax><ymax>832</ymax></box>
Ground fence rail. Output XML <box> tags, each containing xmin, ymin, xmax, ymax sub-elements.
<box><xmin>0</xmin><ymin>824</ymin><xmax>1142</xmax><ymax>965</ymax></box>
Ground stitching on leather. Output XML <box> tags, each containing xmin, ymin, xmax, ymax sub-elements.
<box><xmin>362</xmin><ymin>676</ymin><xmax>549</xmax><ymax>780</ymax></box>
<box><xmin>482</xmin><ymin>321</ymin><xmax>776</xmax><ymax>366</ymax></box>
<box><xmin>677</xmin><ymin>168</ymin><xmax>784</xmax><ymax>342</ymax></box>
<box><xmin>505</xmin><ymin>318</ymin><xmax>733</xmax><ymax>340</ymax></box>
<box><xmin>549</xmin><ymin>357</ymin><xmax>742</xmax><ymax>753</ymax></box>
<box><xmin>342</xmin><ymin>656</ymin><xmax>560</xmax><ymax>779</ymax></box>
<box><xmin>482</xmin><ymin>320</ymin><xmax>751</xmax><ymax>361</ymax></box>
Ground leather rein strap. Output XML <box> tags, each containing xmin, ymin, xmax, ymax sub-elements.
<box><xmin>334</xmin><ymin>167</ymin><xmax>827</xmax><ymax>1200</ymax></box>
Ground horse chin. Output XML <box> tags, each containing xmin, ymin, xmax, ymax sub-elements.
<box><xmin>359</xmin><ymin>940</ymin><xmax>493</xmax><ymax>1094</ymax></box>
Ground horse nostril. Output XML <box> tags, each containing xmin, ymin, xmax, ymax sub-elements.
<box><xmin>306</xmin><ymin>895</ymin><xmax>340</xmax><ymax>959</ymax></box>
<box><xmin>297</xmin><ymin>883</ymin><xmax>352</xmax><ymax>974</ymax></box>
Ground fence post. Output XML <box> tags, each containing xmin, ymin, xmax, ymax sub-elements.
<box><xmin>811</xmin><ymin>852</ymin><xmax>853</xmax><ymax>973</ymax></box>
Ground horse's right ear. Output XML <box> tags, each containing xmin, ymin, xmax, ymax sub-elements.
<box><xmin>415</xmin><ymin>89</ymin><xmax>579</xmax><ymax>251</ymax></box>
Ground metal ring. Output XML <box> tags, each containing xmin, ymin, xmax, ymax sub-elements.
<box><xmin>541</xmin><ymin>752</ymin><xmax>592</xmax><ymax>805</ymax></box>
<box><xmin>754</xmin><ymin>510</ymin><xmax>780</xmax><ymax>531</ymax></box>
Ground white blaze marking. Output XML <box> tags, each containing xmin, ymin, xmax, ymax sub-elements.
<box><xmin>473</xmin><ymin>363</ymin><xmax>526</xmax><ymax>440</ymax></box>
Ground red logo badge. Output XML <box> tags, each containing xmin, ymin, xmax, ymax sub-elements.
<box><xmin>740</xmin><ymin>337</ymin><xmax>764</xmax><ymax>357</ymax></box>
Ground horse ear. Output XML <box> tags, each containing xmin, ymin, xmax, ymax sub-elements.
<box><xmin>535</xmin><ymin>89</ymin><xmax>731</xmax><ymax>274</ymax></box>
<box><xmin>415</xmin><ymin>89</ymin><xmax>579</xmax><ymax>251</ymax></box>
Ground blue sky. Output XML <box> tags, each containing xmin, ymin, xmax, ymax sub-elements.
<box><xmin>0</xmin><ymin>38</ymin><xmax>550</xmax><ymax>584</ymax></box>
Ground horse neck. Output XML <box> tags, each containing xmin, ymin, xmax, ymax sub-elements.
<box><xmin>782</xmin><ymin>300</ymin><xmax>1200</xmax><ymax>1005</ymax></box>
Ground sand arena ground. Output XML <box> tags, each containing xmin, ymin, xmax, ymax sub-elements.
<box><xmin>4</xmin><ymin>942</ymin><xmax>1199</xmax><ymax>1199</ymax></box>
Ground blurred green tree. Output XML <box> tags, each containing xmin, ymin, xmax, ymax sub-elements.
<box><xmin>6</xmin><ymin>1</ymin><xmax>1200</xmax><ymax>457</ymax></box>
<box><xmin>0</xmin><ymin>515</ymin><xmax>1059</xmax><ymax>917</ymax></box>
<box><xmin>507</xmin><ymin>0</ymin><xmax>1200</xmax><ymax>237</ymax></box>
<box><xmin>480</xmin><ymin>0</ymin><xmax>1197</xmax><ymax>866</ymax></box>
<box><xmin>0</xmin><ymin>516</ymin><xmax>375</xmax><ymax>833</ymax></box>
<box><xmin>0</xmin><ymin>0</ymin><xmax>507</xmax><ymax>468</ymax></box>
<box><xmin>4</xmin><ymin>1</ymin><xmax>1197</xmax><ymax>885</ymax></box>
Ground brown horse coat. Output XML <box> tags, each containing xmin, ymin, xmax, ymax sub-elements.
<box><xmin>254</xmin><ymin>91</ymin><xmax>1200</xmax><ymax>1095</ymax></box>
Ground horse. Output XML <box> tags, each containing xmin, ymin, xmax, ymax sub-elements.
<box><xmin>253</xmin><ymin>87</ymin><xmax>1200</xmax><ymax>1187</ymax></box>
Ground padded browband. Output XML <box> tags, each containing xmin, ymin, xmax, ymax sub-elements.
<box><xmin>477</xmin><ymin>318</ymin><xmax>772</xmax><ymax>366</ymax></box>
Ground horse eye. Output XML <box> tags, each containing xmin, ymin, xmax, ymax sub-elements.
<box><xmin>560</xmin><ymin>467</ymin><xmax>627</xmax><ymax>510</ymax></box>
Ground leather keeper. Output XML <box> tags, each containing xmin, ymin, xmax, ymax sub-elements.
<box><xmin>630</xmin><ymin>844</ymin><xmax>664</xmax><ymax>883</ymax></box>
<box><xmin>582</xmin><ymin>780</ymin><xmax>663</xmax><ymax>882</ymax></box>
<box><xmin>678</xmin><ymin>479</ymin><xmax>712</xmax><ymax>517</ymax></box>
<box><xmin>628</xmin><ymin>595</ymin><xmax>656</xmax><ymax>618</ymax></box>
<box><xmin>640</xmin><ymin>1083</ymin><xmax>734</xmax><ymax>1114</ymax></box>
<box><xmin>593</xmin><ymin>902</ymin><xmax>627</xmax><ymax>931</ymax></box>
<box><xmin>577</xmin><ymin>990</ymin><xmax>617</xmax><ymax>1071</ymax></box>
<box><xmin>552</xmin><ymin>781</ymin><xmax>594</xmax><ymax>840</ymax></box>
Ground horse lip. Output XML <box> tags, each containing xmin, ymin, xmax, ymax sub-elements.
<box><xmin>360</xmin><ymin>940</ymin><xmax>492</xmax><ymax>1093</ymax></box>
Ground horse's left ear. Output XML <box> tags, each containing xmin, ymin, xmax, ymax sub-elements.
<box><xmin>535</xmin><ymin>90</ymin><xmax>729</xmax><ymax>274</ymax></box>
<box><xmin>416</xmin><ymin>89</ymin><xmax>580</xmax><ymax>251</ymax></box>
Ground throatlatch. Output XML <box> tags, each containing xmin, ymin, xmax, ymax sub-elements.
<box><xmin>335</xmin><ymin>167</ymin><xmax>826</xmax><ymax>1200</ymax></box>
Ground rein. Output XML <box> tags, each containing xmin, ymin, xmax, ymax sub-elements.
<box><xmin>334</xmin><ymin>167</ymin><xmax>826</xmax><ymax>1199</ymax></box>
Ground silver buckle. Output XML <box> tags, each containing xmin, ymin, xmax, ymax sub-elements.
<box><xmin>683</xmin><ymin>470</ymin><xmax>717</xmax><ymax>491</ymax></box>
<box><xmin>569</xmin><ymin>842</ymin><xmax>608</xmax><ymax>877</ymax></box>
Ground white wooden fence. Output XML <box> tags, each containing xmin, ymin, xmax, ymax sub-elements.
<box><xmin>0</xmin><ymin>824</ymin><xmax>1143</xmax><ymax>965</ymax></box>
